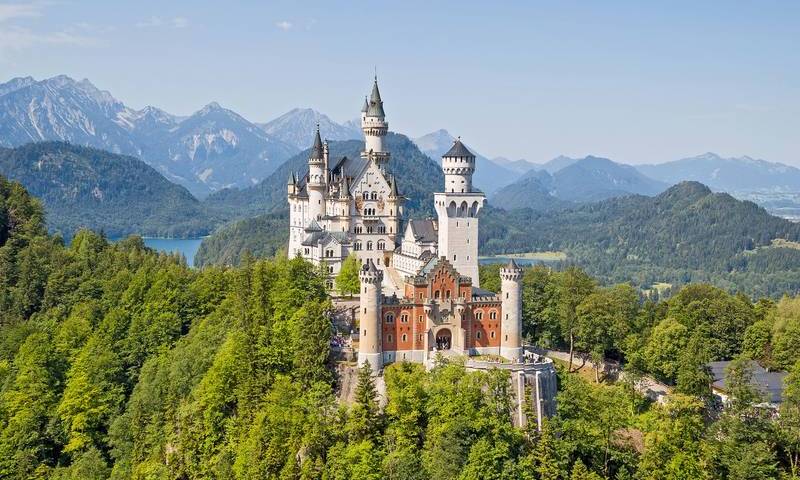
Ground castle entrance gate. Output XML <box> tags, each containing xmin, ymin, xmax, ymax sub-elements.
<box><xmin>435</xmin><ymin>328</ymin><xmax>452</xmax><ymax>351</ymax></box>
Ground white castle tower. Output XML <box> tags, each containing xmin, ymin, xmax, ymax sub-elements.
<box><xmin>306</xmin><ymin>126</ymin><xmax>327</xmax><ymax>221</ymax></box>
<box><xmin>500</xmin><ymin>259</ymin><xmax>524</xmax><ymax>361</ymax></box>
<box><xmin>361</xmin><ymin>77</ymin><xmax>389</xmax><ymax>168</ymax></box>
<box><xmin>358</xmin><ymin>259</ymin><xmax>383</xmax><ymax>372</ymax></box>
<box><xmin>433</xmin><ymin>138</ymin><xmax>486</xmax><ymax>286</ymax></box>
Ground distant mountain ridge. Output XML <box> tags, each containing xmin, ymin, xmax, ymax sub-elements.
<box><xmin>490</xmin><ymin>155</ymin><xmax>668</xmax><ymax>209</ymax></box>
<box><xmin>637</xmin><ymin>152</ymin><xmax>800</xmax><ymax>192</ymax></box>
<box><xmin>259</xmin><ymin>108</ymin><xmax>361</xmax><ymax>149</ymax></box>
<box><xmin>0</xmin><ymin>75</ymin><xmax>299</xmax><ymax>197</ymax></box>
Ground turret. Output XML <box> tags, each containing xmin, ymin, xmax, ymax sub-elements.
<box><xmin>361</xmin><ymin>77</ymin><xmax>389</xmax><ymax>167</ymax></box>
<box><xmin>442</xmin><ymin>137</ymin><xmax>476</xmax><ymax>193</ymax></box>
<box><xmin>307</xmin><ymin>125</ymin><xmax>326</xmax><ymax>221</ymax></box>
<box><xmin>500</xmin><ymin>259</ymin><xmax>524</xmax><ymax>361</ymax></box>
<box><xmin>287</xmin><ymin>171</ymin><xmax>296</xmax><ymax>195</ymax></box>
<box><xmin>433</xmin><ymin>137</ymin><xmax>485</xmax><ymax>286</ymax></box>
<box><xmin>358</xmin><ymin>259</ymin><xmax>384</xmax><ymax>372</ymax></box>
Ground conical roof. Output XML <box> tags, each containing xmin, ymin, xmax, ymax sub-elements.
<box><xmin>361</xmin><ymin>96</ymin><xmax>369</xmax><ymax>113</ymax></box>
<box><xmin>366</xmin><ymin>78</ymin><xmax>385</xmax><ymax>117</ymax></box>
<box><xmin>309</xmin><ymin>125</ymin><xmax>323</xmax><ymax>159</ymax></box>
<box><xmin>443</xmin><ymin>138</ymin><xmax>475</xmax><ymax>158</ymax></box>
<box><xmin>390</xmin><ymin>175</ymin><xmax>400</xmax><ymax>197</ymax></box>
<box><xmin>287</xmin><ymin>171</ymin><xmax>295</xmax><ymax>185</ymax></box>
<box><xmin>504</xmin><ymin>258</ymin><xmax>520</xmax><ymax>270</ymax></box>
<box><xmin>362</xmin><ymin>258</ymin><xmax>379</xmax><ymax>273</ymax></box>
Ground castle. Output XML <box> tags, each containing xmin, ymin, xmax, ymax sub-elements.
<box><xmin>287</xmin><ymin>77</ymin><xmax>527</xmax><ymax>372</ymax></box>
<box><xmin>288</xmin><ymin>77</ymin><xmax>557</xmax><ymax>428</ymax></box>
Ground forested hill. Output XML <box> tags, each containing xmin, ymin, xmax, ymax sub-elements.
<box><xmin>482</xmin><ymin>181</ymin><xmax>800</xmax><ymax>295</ymax></box>
<box><xmin>205</xmin><ymin>132</ymin><xmax>444</xmax><ymax>220</ymax></box>
<box><xmin>0</xmin><ymin>142</ymin><xmax>218</xmax><ymax>238</ymax></box>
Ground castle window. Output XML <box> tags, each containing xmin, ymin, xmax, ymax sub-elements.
<box><xmin>434</xmin><ymin>291</ymin><xmax>440</xmax><ymax>299</ymax></box>
<box><xmin>446</xmin><ymin>290</ymin><xmax>451</xmax><ymax>299</ymax></box>
<box><xmin>476</xmin><ymin>331</ymin><xmax>482</xmax><ymax>339</ymax></box>
<box><xmin>367</xmin><ymin>241</ymin><xmax>373</xmax><ymax>250</ymax></box>
<box><xmin>401</xmin><ymin>314</ymin><xmax>409</xmax><ymax>323</ymax></box>
<box><xmin>354</xmin><ymin>242</ymin><xmax>362</xmax><ymax>251</ymax></box>
<box><xmin>506</xmin><ymin>313</ymin><xmax>509</xmax><ymax>320</ymax></box>
<box><xmin>506</xmin><ymin>292</ymin><xmax>509</xmax><ymax>299</ymax></box>
<box><xmin>489</xmin><ymin>311</ymin><xmax>497</xmax><ymax>320</ymax></box>
<box><xmin>386</xmin><ymin>313</ymin><xmax>394</xmax><ymax>323</ymax></box>
<box><xmin>378</xmin><ymin>240</ymin><xmax>385</xmax><ymax>250</ymax></box>
<box><xmin>505</xmin><ymin>335</ymin><xmax>508</xmax><ymax>341</ymax></box>
<box><xmin>402</xmin><ymin>333</ymin><xmax>407</xmax><ymax>342</ymax></box>
<box><xmin>387</xmin><ymin>334</ymin><xmax>393</xmax><ymax>343</ymax></box>
<box><xmin>491</xmin><ymin>331</ymin><xmax>496</xmax><ymax>339</ymax></box>
<box><xmin>453</xmin><ymin>254</ymin><xmax>457</xmax><ymax>261</ymax></box>
<box><xmin>418</xmin><ymin>315</ymin><xmax>423</xmax><ymax>322</ymax></box>
<box><xmin>363</xmin><ymin>329</ymin><xmax>366</xmax><ymax>335</ymax></box>
<box><xmin>367</xmin><ymin>226</ymin><xmax>373</xmax><ymax>233</ymax></box>
<box><xmin>476</xmin><ymin>311</ymin><xmax>483</xmax><ymax>320</ymax></box>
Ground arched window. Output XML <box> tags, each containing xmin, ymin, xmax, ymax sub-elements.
<box><xmin>476</xmin><ymin>311</ymin><xmax>483</xmax><ymax>320</ymax></box>
<box><xmin>387</xmin><ymin>334</ymin><xmax>393</xmax><ymax>343</ymax></box>
<box><xmin>377</xmin><ymin>240</ymin><xmax>385</xmax><ymax>250</ymax></box>
<box><xmin>476</xmin><ymin>331</ymin><xmax>482</xmax><ymax>339</ymax></box>
<box><xmin>385</xmin><ymin>313</ymin><xmax>394</xmax><ymax>323</ymax></box>
<box><xmin>354</xmin><ymin>241</ymin><xmax>362</xmax><ymax>251</ymax></box>
<box><xmin>490</xmin><ymin>331</ymin><xmax>496</xmax><ymax>339</ymax></box>
<box><xmin>366</xmin><ymin>241</ymin><xmax>373</xmax><ymax>250</ymax></box>
<box><xmin>401</xmin><ymin>333</ymin><xmax>407</xmax><ymax>342</ymax></box>
<box><xmin>489</xmin><ymin>310</ymin><xmax>497</xmax><ymax>320</ymax></box>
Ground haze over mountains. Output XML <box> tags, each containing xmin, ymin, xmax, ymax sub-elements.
<box><xmin>1</xmin><ymin>73</ymin><xmax>799</xmax><ymax>236</ymax></box>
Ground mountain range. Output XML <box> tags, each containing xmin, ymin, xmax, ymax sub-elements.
<box><xmin>259</xmin><ymin>108</ymin><xmax>362</xmax><ymax>149</ymax></box>
<box><xmin>490</xmin><ymin>155</ymin><xmax>668</xmax><ymax>209</ymax></box>
<box><xmin>0</xmin><ymin>75</ymin><xmax>300</xmax><ymax>197</ymax></box>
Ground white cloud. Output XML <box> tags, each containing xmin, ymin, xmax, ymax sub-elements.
<box><xmin>276</xmin><ymin>20</ymin><xmax>292</xmax><ymax>31</ymax></box>
<box><xmin>0</xmin><ymin>3</ymin><xmax>43</xmax><ymax>23</ymax></box>
<box><xmin>0</xmin><ymin>25</ymin><xmax>95</xmax><ymax>51</ymax></box>
<box><xmin>136</xmin><ymin>16</ymin><xmax>189</xmax><ymax>29</ymax></box>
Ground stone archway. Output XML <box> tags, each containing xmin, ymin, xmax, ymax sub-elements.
<box><xmin>435</xmin><ymin>328</ymin><xmax>452</xmax><ymax>351</ymax></box>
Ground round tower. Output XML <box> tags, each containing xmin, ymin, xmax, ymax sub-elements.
<box><xmin>361</xmin><ymin>77</ymin><xmax>389</xmax><ymax>167</ymax></box>
<box><xmin>307</xmin><ymin>126</ymin><xmax>326</xmax><ymax>221</ymax></box>
<box><xmin>441</xmin><ymin>137</ymin><xmax>476</xmax><ymax>193</ymax></box>
<box><xmin>500</xmin><ymin>259</ymin><xmax>524</xmax><ymax>361</ymax></box>
<box><xmin>358</xmin><ymin>259</ymin><xmax>384</xmax><ymax>372</ymax></box>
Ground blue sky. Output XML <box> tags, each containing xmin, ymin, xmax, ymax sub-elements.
<box><xmin>0</xmin><ymin>0</ymin><xmax>797</xmax><ymax>165</ymax></box>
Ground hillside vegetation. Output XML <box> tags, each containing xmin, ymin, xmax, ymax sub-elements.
<box><xmin>5</xmin><ymin>177</ymin><xmax>800</xmax><ymax>479</ymax></box>
<box><xmin>482</xmin><ymin>182</ymin><xmax>800</xmax><ymax>296</ymax></box>
<box><xmin>0</xmin><ymin>142</ymin><xmax>217</xmax><ymax>238</ymax></box>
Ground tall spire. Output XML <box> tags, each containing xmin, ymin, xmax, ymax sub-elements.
<box><xmin>366</xmin><ymin>77</ymin><xmax>385</xmax><ymax>117</ymax></box>
<box><xmin>310</xmin><ymin>124</ymin><xmax>323</xmax><ymax>159</ymax></box>
<box><xmin>361</xmin><ymin>96</ymin><xmax>369</xmax><ymax>113</ymax></box>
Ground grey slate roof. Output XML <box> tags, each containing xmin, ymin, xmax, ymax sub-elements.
<box><xmin>443</xmin><ymin>139</ymin><xmax>475</xmax><ymax>158</ymax></box>
<box><xmin>409</xmin><ymin>219</ymin><xmax>438</xmax><ymax>243</ymax></box>
<box><xmin>310</xmin><ymin>127</ymin><xmax>323</xmax><ymax>159</ymax></box>
<box><xmin>366</xmin><ymin>80</ymin><xmax>385</xmax><ymax>117</ymax></box>
<box><xmin>708</xmin><ymin>360</ymin><xmax>787</xmax><ymax>404</ymax></box>
<box><xmin>301</xmin><ymin>230</ymin><xmax>352</xmax><ymax>247</ymax></box>
<box><xmin>504</xmin><ymin>258</ymin><xmax>520</xmax><ymax>270</ymax></box>
<box><xmin>472</xmin><ymin>287</ymin><xmax>499</xmax><ymax>299</ymax></box>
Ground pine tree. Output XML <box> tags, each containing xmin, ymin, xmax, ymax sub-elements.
<box><xmin>347</xmin><ymin>362</ymin><xmax>382</xmax><ymax>442</ymax></box>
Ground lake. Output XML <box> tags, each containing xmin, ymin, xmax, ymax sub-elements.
<box><xmin>111</xmin><ymin>237</ymin><xmax>204</xmax><ymax>266</ymax></box>
<box><xmin>479</xmin><ymin>252</ymin><xmax>566</xmax><ymax>267</ymax></box>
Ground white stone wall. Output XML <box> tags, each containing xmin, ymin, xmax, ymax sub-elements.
<box><xmin>434</xmin><ymin>193</ymin><xmax>485</xmax><ymax>287</ymax></box>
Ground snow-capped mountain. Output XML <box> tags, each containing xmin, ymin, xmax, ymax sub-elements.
<box><xmin>260</xmin><ymin>108</ymin><xmax>361</xmax><ymax>149</ymax></box>
<box><xmin>0</xmin><ymin>75</ymin><xmax>298</xmax><ymax>197</ymax></box>
<box><xmin>160</xmin><ymin>102</ymin><xmax>298</xmax><ymax>192</ymax></box>
<box><xmin>412</xmin><ymin>129</ymin><xmax>519</xmax><ymax>195</ymax></box>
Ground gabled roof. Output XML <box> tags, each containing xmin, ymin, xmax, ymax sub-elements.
<box><xmin>443</xmin><ymin>138</ymin><xmax>475</xmax><ymax>158</ymax></box>
<box><xmin>408</xmin><ymin>219</ymin><xmax>438</xmax><ymax>243</ymax></box>
<box><xmin>305</xmin><ymin>219</ymin><xmax>323</xmax><ymax>232</ymax></box>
